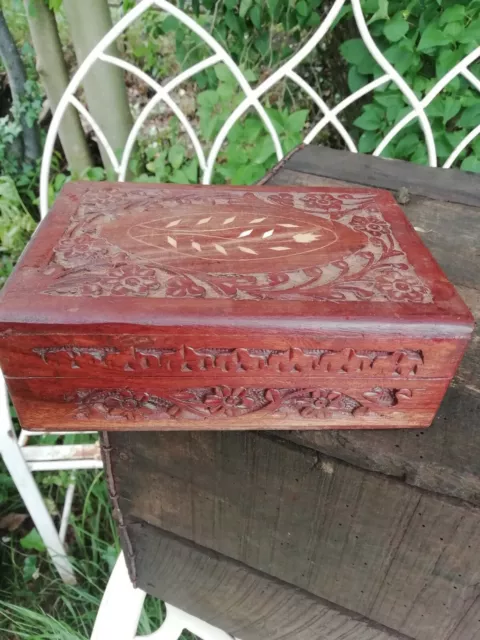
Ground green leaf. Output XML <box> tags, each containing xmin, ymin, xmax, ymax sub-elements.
<box><xmin>444</xmin><ymin>21</ymin><xmax>463</xmax><ymax>41</ymax></box>
<box><xmin>170</xmin><ymin>169</ymin><xmax>189</xmax><ymax>183</ymax></box>
<box><xmin>358</xmin><ymin>131</ymin><xmax>381</xmax><ymax>153</ymax></box>
<box><xmin>461</xmin><ymin>155</ymin><xmax>480</xmax><ymax>172</ymax></box>
<box><xmin>287</xmin><ymin>109</ymin><xmax>309</xmax><ymax>133</ymax></box>
<box><xmin>457</xmin><ymin>104</ymin><xmax>480</xmax><ymax>128</ymax></box>
<box><xmin>23</xmin><ymin>555</ymin><xmax>38</xmax><ymax>582</ymax></box>
<box><xmin>254</xmin><ymin>137</ymin><xmax>276</xmax><ymax>164</ymax></box>
<box><xmin>439</xmin><ymin>4</ymin><xmax>465</xmax><ymax>26</ymax></box>
<box><xmin>436</xmin><ymin>48</ymin><xmax>463</xmax><ymax>77</ymax></box>
<box><xmin>443</xmin><ymin>97</ymin><xmax>461</xmax><ymax>124</ymax></box>
<box><xmin>168</xmin><ymin>144</ymin><xmax>185</xmax><ymax>169</ymax></box>
<box><xmin>225</xmin><ymin>10</ymin><xmax>243</xmax><ymax>36</ymax></box>
<box><xmin>20</xmin><ymin>528</ymin><xmax>46</xmax><ymax>552</ymax></box>
<box><xmin>296</xmin><ymin>0</ymin><xmax>309</xmax><ymax>17</ymax></box>
<box><xmin>162</xmin><ymin>15</ymin><xmax>178</xmax><ymax>32</ymax></box>
<box><xmin>249</xmin><ymin>4</ymin><xmax>262</xmax><ymax>28</ymax></box>
<box><xmin>184</xmin><ymin>158</ymin><xmax>199</xmax><ymax>183</ymax></box>
<box><xmin>354</xmin><ymin>105</ymin><xmax>383</xmax><ymax>131</ymax></box>
<box><xmin>383</xmin><ymin>13</ymin><xmax>409</xmax><ymax>42</ymax></box>
<box><xmin>340</xmin><ymin>38</ymin><xmax>370</xmax><ymax>65</ymax></box>
<box><xmin>368</xmin><ymin>0</ymin><xmax>389</xmax><ymax>24</ymax></box>
<box><xmin>395</xmin><ymin>133</ymin><xmax>420</xmax><ymax>157</ymax></box>
<box><xmin>459</xmin><ymin>19</ymin><xmax>480</xmax><ymax>43</ymax></box>
<box><xmin>239</xmin><ymin>0</ymin><xmax>253</xmax><ymax>18</ymax></box>
<box><xmin>348</xmin><ymin>67</ymin><xmax>368</xmax><ymax>92</ymax></box>
<box><xmin>418</xmin><ymin>22</ymin><xmax>450</xmax><ymax>50</ymax></box>
<box><xmin>254</xmin><ymin>32</ymin><xmax>269</xmax><ymax>56</ymax></box>
<box><xmin>267</xmin><ymin>0</ymin><xmax>279</xmax><ymax>19</ymax></box>
<box><xmin>214</xmin><ymin>64</ymin><xmax>231</xmax><ymax>82</ymax></box>
<box><xmin>231</xmin><ymin>164</ymin><xmax>266</xmax><ymax>185</ymax></box>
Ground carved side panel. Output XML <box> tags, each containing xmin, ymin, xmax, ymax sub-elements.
<box><xmin>68</xmin><ymin>385</ymin><xmax>413</xmax><ymax>423</ymax></box>
<box><xmin>33</xmin><ymin>345</ymin><xmax>424</xmax><ymax>377</ymax></box>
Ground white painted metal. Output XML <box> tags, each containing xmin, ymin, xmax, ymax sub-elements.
<box><xmin>91</xmin><ymin>553</ymin><xmax>237</xmax><ymax>640</ymax></box>
<box><xmin>39</xmin><ymin>0</ymin><xmax>480</xmax><ymax>216</ymax></box>
<box><xmin>0</xmin><ymin>375</ymin><xmax>76</xmax><ymax>584</ymax></box>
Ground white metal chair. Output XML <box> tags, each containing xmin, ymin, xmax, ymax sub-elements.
<box><xmin>1</xmin><ymin>0</ymin><xmax>479</xmax><ymax>630</ymax></box>
<box><xmin>91</xmin><ymin>553</ymin><xmax>236</xmax><ymax>640</ymax></box>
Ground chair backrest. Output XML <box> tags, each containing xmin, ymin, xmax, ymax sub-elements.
<box><xmin>40</xmin><ymin>0</ymin><xmax>480</xmax><ymax>219</ymax></box>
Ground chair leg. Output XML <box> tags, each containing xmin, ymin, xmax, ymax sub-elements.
<box><xmin>91</xmin><ymin>552</ymin><xmax>146</xmax><ymax>640</ymax></box>
<box><xmin>0</xmin><ymin>377</ymin><xmax>76</xmax><ymax>584</ymax></box>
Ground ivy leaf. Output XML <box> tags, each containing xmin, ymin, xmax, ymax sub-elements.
<box><xmin>461</xmin><ymin>156</ymin><xmax>480</xmax><ymax>173</ymax></box>
<box><xmin>436</xmin><ymin>48</ymin><xmax>463</xmax><ymax>77</ymax></box>
<box><xmin>287</xmin><ymin>109</ymin><xmax>309</xmax><ymax>133</ymax></box>
<box><xmin>168</xmin><ymin>144</ymin><xmax>185</xmax><ymax>169</ymax></box>
<box><xmin>418</xmin><ymin>23</ymin><xmax>451</xmax><ymax>50</ymax></box>
<box><xmin>383</xmin><ymin>13</ymin><xmax>409</xmax><ymax>42</ymax></box>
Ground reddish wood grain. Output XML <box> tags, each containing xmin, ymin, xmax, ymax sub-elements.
<box><xmin>0</xmin><ymin>182</ymin><xmax>473</xmax><ymax>431</ymax></box>
<box><xmin>7</xmin><ymin>376</ymin><xmax>448</xmax><ymax>431</ymax></box>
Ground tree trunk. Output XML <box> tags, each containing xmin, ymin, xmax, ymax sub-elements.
<box><xmin>63</xmin><ymin>0</ymin><xmax>134</xmax><ymax>172</ymax></box>
<box><xmin>24</xmin><ymin>0</ymin><xmax>92</xmax><ymax>175</ymax></box>
<box><xmin>0</xmin><ymin>10</ymin><xmax>41</xmax><ymax>163</ymax></box>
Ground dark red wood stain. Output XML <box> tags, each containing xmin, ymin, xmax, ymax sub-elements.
<box><xmin>0</xmin><ymin>182</ymin><xmax>473</xmax><ymax>431</ymax></box>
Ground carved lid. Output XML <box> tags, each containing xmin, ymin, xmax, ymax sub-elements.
<box><xmin>0</xmin><ymin>182</ymin><xmax>473</xmax><ymax>337</ymax></box>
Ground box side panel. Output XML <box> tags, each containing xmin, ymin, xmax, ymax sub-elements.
<box><xmin>6</xmin><ymin>376</ymin><xmax>449</xmax><ymax>431</ymax></box>
<box><xmin>0</xmin><ymin>332</ymin><xmax>468</xmax><ymax>380</ymax></box>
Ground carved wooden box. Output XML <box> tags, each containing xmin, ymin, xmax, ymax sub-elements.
<box><xmin>0</xmin><ymin>182</ymin><xmax>473</xmax><ymax>431</ymax></box>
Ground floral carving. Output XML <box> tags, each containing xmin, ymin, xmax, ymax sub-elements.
<box><xmin>42</xmin><ymin>188</ymin><xmax>433</xmax><ymax>303</ymax></box>
<box><xmin>69</xmin><ymin>384</ymin><xmax>413</xmax><ymax>422</ymax></box>
<box><xmin>375</xmin><ymin>271</ymin><xmax>431</xmax><ymax>303</ymax></box>
<box><xmin>203</xmin><ymin>386</ymin><xmax>255</xmax><ymax>417</ymax></box>
<box><xmin>350</xmin><ymin>215</ymin><xmax>391</xmax><ymax>237</ymax></box>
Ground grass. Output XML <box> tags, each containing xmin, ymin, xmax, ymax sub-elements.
<box><xmin>0</xmin><ymin>463</ymin><xmax>167</xmax><ymax>639</ymax></box>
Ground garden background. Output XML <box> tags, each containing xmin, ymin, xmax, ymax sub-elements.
<box><xmin>1</xmin><ymin>0</ymin><xmax>479</xmax><ymax>637</ymax></box>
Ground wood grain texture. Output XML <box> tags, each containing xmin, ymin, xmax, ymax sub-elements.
<box><xmin>6</xmin><ymin>375</ymin><xmax>445</xmax><ymax>431</ymax></box>
<box><xmin>108</xmin><ymin>430</ymin><xmax>480</xmax><ymax>640</ymax></box>
<box><xmin>286</xmin><ymin>145</ymin><xmax>480</xmax><ymax>207</ymax></box>
<box><xmin>129</xmin><ymin>523</ymin><xmax>412</xmax><ymax>640</ymax></box>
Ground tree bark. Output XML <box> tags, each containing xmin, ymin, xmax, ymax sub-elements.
<box><xmin>63</xmin><ymin>0</ymin><xmax>134</xmax><ymax>172</ymax></box>
<box><xmin>24</xmin><ymin>0</ymin><xmax>92</xmax><ymax>175</ymax></box>
<box><xmin>0</xmin><ymin>9</ymin><xmax>41</xmax><ymax>163</ymax></box>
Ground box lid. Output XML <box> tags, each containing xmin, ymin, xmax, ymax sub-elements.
<box><xmin>0</xmin><ymin>182</ymin><xmax>473</xmax><ymax>338</ymax></box>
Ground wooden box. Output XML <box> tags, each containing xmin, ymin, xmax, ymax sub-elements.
<box><xmin>0</xmin><ymin>182</ymin><xmax>473</xmax><ymax>431</ymax></box>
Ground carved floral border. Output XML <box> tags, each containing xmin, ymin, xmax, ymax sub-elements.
<box><xmin>68</xmin><ymin>385</ymin><xmax>413</xmax><ymax>422</ymax></box>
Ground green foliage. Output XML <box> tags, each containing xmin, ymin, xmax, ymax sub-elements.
<box><xmin>134</xmin><ymin>63</ymin><xmax>310</xmax><ymax>185</ymax></box>
<box><xmin>0</xmin><ymin>176</ymin><xmax>36</xmax><ymax>286</ymax></box>
<box><xmin>340</xmin><ymin>0</ymin><xmax>480</xmax><ymax>168</ymax></box>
